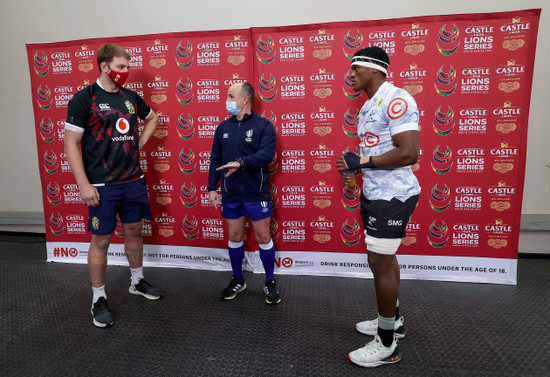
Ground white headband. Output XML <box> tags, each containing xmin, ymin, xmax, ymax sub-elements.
<box><xmin>351</xmin><ymin>56</ymin><xmax>389</xmax><ymax>75</ymax></box>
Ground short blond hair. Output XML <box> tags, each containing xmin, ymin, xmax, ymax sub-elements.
<box><xmin>97</xmin><ymin>43</ymin><xmax>131</xmax><ymax>72</ymax></box>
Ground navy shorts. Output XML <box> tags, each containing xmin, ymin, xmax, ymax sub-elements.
<box><xmin>360</xmin><ymin>194</ymin><xmax>419</xmax><ymax>239</ymax></box>
<box><xmin>88</xmin><ymin>178</ymin><xmax>151</xmax><ymax>235</ymax></box>
<box><xmin>221</xmin><ymin>201</ymin><xmax>273</xmax><ymax>221</ymax></box>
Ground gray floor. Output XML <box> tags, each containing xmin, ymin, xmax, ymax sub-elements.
<box><xmin>1</xmin><ymin>232</ymin><xmax>549</xmax><ymax>377</ymax></box>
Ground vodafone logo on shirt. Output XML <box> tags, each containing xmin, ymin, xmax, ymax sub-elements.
<box><xmin>115</xmin><ymin>118</ymin><xmax>130</xmax><ymax>134</ymax></box>
<box><xmin>112</xmin><ymin>118</ymin><xmax>135</xmax><ymax>141</ymax></box>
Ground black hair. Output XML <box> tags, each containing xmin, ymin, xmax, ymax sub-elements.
<box><xmin>353</xmin><ymin>46</ymin><xmax>390</xmax><ymax>77</ymax></box>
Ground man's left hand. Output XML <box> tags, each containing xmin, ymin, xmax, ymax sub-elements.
<box><xmin>336</xmin><ymin>155</ymin><xmax>350</xmax><ymax>172</ymax></box>
<box><xmin>216</xmin><ymin>161</ymin><xmax>240</xmax><ymax>177</ymax></box>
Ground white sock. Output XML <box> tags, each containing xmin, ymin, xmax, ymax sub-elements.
<box><xmin>130</xmin><ymin>267</ymin><xmax>144</xmax><ymax>286</ymax></box>
<box><xmin>92</xmin><ymin>285</ymin><xmax>106</xmax><ymax>305</ymax></box>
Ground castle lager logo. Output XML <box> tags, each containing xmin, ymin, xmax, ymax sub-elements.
<box><xmin>501</xmin><ymin>17</ymin><xmax>530</xmax><ymax>51</ymax></box>
<box><xmin>150</xmin><ymin>146</ymin><xmax>171</xmax><ymax>173</ymax></box>
<box><xmin>400</xmin><ymin>64</ymin><xmax>426</xmax><ymax>96</ymax></box>
<box><xmin>460</xmin><ymin>67</ymin><xmax>490</xmax><ymax>94</ymax></box>
<box><xmin>256</xmin><ymin>34</ymin><xmax>276</xmax><ymax>64</ymax></box>
<box><xmin>50</xmin><ymin>50</ymin><xmax>72</xmax><ymax>74</ymax></box>
<box><xmin>282</xmin><ymin>220</ymin><xmax>305</xmax><ymax>242</ymax></box>
<box><xmin>40</xmin><ymin>117</ymin><xmax>56</xmax><ymax>142</ymax></box>
<box><xmin>198</xmin><ymin>150</ymin><xmax>211</xmax><ymax>173</ymax></box>
<box><xmin>497</xmin><ymin>60</ymin><xmax>524</xmax><ymax>94</ymax></box>
<box><xmin>177</xmin><ymin>113</ymin><xmax>195</xmax><ymax>140</ymax></box>
<box><xmin>124</xmin><ymin>46</ymin><xmax>143</xmax><ymax>69</ymax></box>
<box><xmin>153</xmin><ymin>179</ymin><xmax>174</xmax><ymax>206</ymax></box>
<box><xmin>431</xmin><ymin>145</ymin><xmax>453</xmax><ymax>175</ymax></box>
<box><xmin>434</xmin><ymin>65</ymin><xmax>457</xmax><ymax>96</ymax></box>
<box><xmin>197</xmin><ymin>115</ymin><xmax>219</xmax><ymax>139</ymax></box>
<box><xmin>43</xmin><ymin>150</ymin><xmax>58</xmax><ymax>175</ymax></box>
<box><xmin>311</xmin><ymin>144</ymin><xmax>335</xmax><ymax>174</ymax></box>
<box><xmin>433</xmin><ymin>106</ymin><xmax>454</xmax><ymax>136</ymax></box>
<box><xmin>343</xmin><ymin>69</ymin><xmax>363</xmax><ymax>99</ymax></box>
<box><xmin>311</xmin><ymin>28</ymin><xmax>334</xmax><ymax>60</ymax></box>
<box><xmin>155</xmin><ymin>213</ymin><xmax>176</xmax><ymax>238</ymax></box>
<box><xmin>342</xmin><ymin>107</ymin><xmax>360</xmax><ymax>137</ymax></box>
<box><xmin>53</xmin><ymin>85</ymin><xmax>75</xmax><ymax>108</ymax></box>
<box><xmin>33</xmin><ymin>50</ymin><xmax>50</xmax><ymax>76</ymax></box>
<box><xmin>367</xmin><ymin>30</ymin><xmax>396</xmax><ymax>55</ymax></box>
<box><xmin>281</xmin><ymin>149</ymin><xmax>306</xmax><ymax>173</ymax></box>
<box><xmin>74</xmin><ymin>45</ymin><xmax>94</xmax><ymax>73</ymax></box>
<box><xmin>201</xmin><ymin>218</ymin><xmax>224</xmax><ymax>240</ymax></box>
<box><xmin>310</xmin><ymin>67</ymin><xmax>335</xmax><ymax>99</ymax></box>
<box><xmin>455</xmin><ymin>186</ymin><xmax>482</xmax><ymax>210</ymax></box>
<box><xmin>226</xmin><ymin>35</ymin><xmax>248</xmax><ymax>66</ymax></box>
<box><xmin>179</xmin><ymin>147</ymin><xmax>196</xmax><ymax>174</ymax></box>
<box><xmin>452</xmin><ymin>223</ymin><xmax>480</xmax><ymax>247</ymax></box>
<box><xmin>147</xmin><ymin>39</ymin><xmax>169</xmax><ymax>68</ymax></box>
<box><xmin>147</xmin><ymin>76</ymin><xmax>169</xmax><ymax>105</ymax></box>
<box><xmin>49</xmin><ymin>212</ymin><xmax>64</xmax><ymax>236</ymax></box>
<box><xmin>152</xmin><ymin>112</ymin><xmax>169</xmax><ymax>139</ymax></box>
<box><xmin>36</xmin><ymin>85</ymin><xmax>53</xmax><ymax>110</ymax></box>
<box><xmin>224</xmin><ymin>73</ymin><xmax>247</xmax><ymax>86</ymax></box>
<box><xmin>281</xmin><ymin>185</ymin><xmax>305</xmax><ymax>208</ymax></box>
<box><xmin>258</xmin><ymin>73</ymin><xmax>278</xmax><ymax>102</ymax></box>
<box><xmin>175</xmin><ymin>40</ymin><xmax>194</xmax><ymax>69</ymax></box>
<box><xmin>457</xmin><ymin>148</ymin><xmax>485</xmax><ymax>173</ymax></box>
<box><xmin>427</xmin><ymin>220</ymin><xmax>449</xmax><ymax>248</ymax></box>
<box><xmin>403</xmin><ymin>221</ymin><xmax>419</xmax><ymax>246</ymax></box>
<box><xmin>311</xmin><ymin>180</ymin><xmax>334</xmax><ymax>209</ymax></box>
<box><xmin>278</xmin><ymin>35</ymin><xmax>305</xmax><ymax>62</ymax></box>
<box><xmin>62</xmin><ymin>183</ymin><xmax>81</xmax><ymax>204</ymax></box>
<box><xmin>458</xmin><ymin>107</ymin><xmax>487</xmax><ymax>134</ymax></box>
<box><xmin>280</xmin><ymin>74</ymin><xmax>305</xmax><ymax>99</ymax></box>
<box><xmin>182</xmin><ymin>215</ymin><xmax>199</xmax><ymax>240</ymax></box>
<box><xmin>343</xmin><ymin>29</ymin><xmax>364</xmax><ymax>59</ymax></box>
<box><xmin>176</xmin><ymin>77</ymin><xmax>194</xmax><ymax>105</ymax></box>
<box><xmin>437</xmin><ymin>23</ymin><xmax>460</xmax><ymax>55</ymax></box>
<box><xmin>488</xmin><ymin>181</ymin><xmax>515</xmax><ymax>212</ymax></box>
<box><xmin>402</xmin><ymin>23</ymin><xmax>429</xmax><ymax>55</ymax></box>
<box><xmin>47</xmin><ymin>181</ymin><xmax>61</xmax><ymax>206</ymax></box>
<box><xmin>311</xmin><ymin>215</ymin><xmax>334</xmax><ymax>244</ymax></box>
<box><xmin>310</xmin><ymin>107</ymin><xmax>335</xmax><ymax>137</ymax></box>
<box><xmin>196</xmin><ymin>78</ymin><xmax>220</xmax><ymax>102</ymax></box>
<box><xmin>341</xmin><ymin>219</ymin><xmax>361</xmax><ymax>246</ymax></box>
<box><xmin>180</xmin><ymin>182</ymin><xmax>197</xmax><ymax>208</ymax></box>
<box><xmin>64</xmin><ymin>214</ymin><xmax>86</xmax><ymax>235</ymax></box>
<box><xmin>196</xmin><ymin>41</ymin><xmax>221</xmax><ymax>66</ymax></box>
<box><xmin>464</xmin><ymin>25</ymin><xmax>494</xmax><ymax>53</ymax></box>
<box><xmin>429</xmin><ymin>183</ymin><xmax>451</xmax><ymax>212</ymax></box>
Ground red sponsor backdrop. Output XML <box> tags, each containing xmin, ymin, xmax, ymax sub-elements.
<box><xmin>27</xmin><ymin>10</ymin><xmax>540</xmax><ymax>279</ymax></box>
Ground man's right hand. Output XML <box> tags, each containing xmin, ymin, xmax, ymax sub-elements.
<box><xmin>80</xmin><ymin>183</ymin><xmax>100</xmax><ymax>207</ymax></box>
<box><xmin>340</xmin><ymin>171</ymin><xmax>355</xmax><ymax>185</ymax></box>
<box><xmin>209</xmin><ymin>191</ymin><xmax>221</xmax><ymax>210</ymax></box>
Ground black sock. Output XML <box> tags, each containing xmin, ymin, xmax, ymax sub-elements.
<box><xmin>395</xmin><ymin>306</ymin><xmax>400</xmax><ymax>320</ymax></box>
<box><xmin>377</xmin><ymin>327</ymin><xmax>394</xmax><ymax>347</ymax></box>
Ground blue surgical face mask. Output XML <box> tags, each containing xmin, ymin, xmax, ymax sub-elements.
<box><xmin>226</xmin><ymin>101</ymin><xmax>241</xmax><ymax>115</ymax></box>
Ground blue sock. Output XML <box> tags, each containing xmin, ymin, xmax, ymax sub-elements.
<box><xmin>228</xmin><ymin>240</ymin><xmax>245</xmax><ymax>281</ymax></box>
<box><xmin>259</xmin><ymin>240</ymin><xmax>275</xmax><ymax>282</ymax></box>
